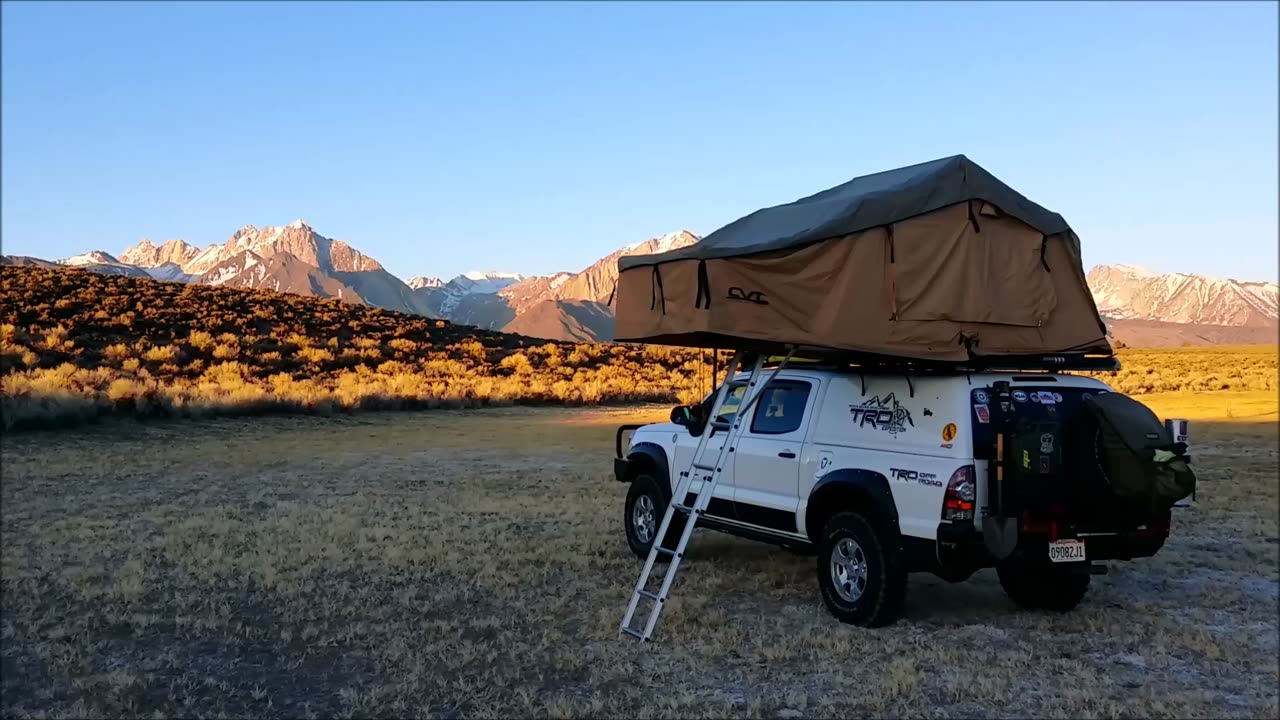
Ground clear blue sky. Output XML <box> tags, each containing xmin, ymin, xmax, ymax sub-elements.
<box><xmin>3</xmin><ymin>1</ymin><xmax>1276</xmax><ymax>283</ymax></box>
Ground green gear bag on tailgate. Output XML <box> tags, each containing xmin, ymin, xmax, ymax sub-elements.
<box><xmin>1083</xmin><ymin>392</ymin><xmax>1197</xmax><ymax>515</ymax></box>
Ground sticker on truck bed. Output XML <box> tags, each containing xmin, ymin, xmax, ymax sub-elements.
<box><xmin>848</xmin><ymin>394</ymin><xmax>914</xmax><ymax>435</ymax></box>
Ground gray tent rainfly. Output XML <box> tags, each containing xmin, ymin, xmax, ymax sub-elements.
<box><xmin>612</xmin><ymin>154</ymin><xmax>1114</xmax><ymax>365</ymax></box>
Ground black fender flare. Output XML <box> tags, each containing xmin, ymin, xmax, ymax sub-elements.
<box><xmin>805</xmin><ymin>468</ymin><xmax>901</xmax><ymax>543</ymax></box>
<box><xmin>623</xmin><ymin>442</ymin><xmax>671</xmax><ymax>499</ymax></box>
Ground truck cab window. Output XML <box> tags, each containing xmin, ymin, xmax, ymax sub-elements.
<box><xmin>714</xmin><ymin>384</ymin><xmax>747</xmax><ymax>424</ymax></box>
<box><xmin>750</xmin><ymin>380</ymin><xmax>812</xmax><ymax>435</ymax></box>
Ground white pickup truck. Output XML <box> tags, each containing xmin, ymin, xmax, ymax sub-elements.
<box><xmin>613</xmin><ymin>366</ymin><xmax>1182</xmax><ymax>627</ymax></box>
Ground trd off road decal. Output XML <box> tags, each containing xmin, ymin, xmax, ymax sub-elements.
<box><xmin>889</xmin><ymin>467</ymin><xmax>943</xmax><ymax>487</ymax></box>
<box><xmin>849</xmin><ymin>394</ymin><xmax>914</xmax><ymax>435</ymax></box>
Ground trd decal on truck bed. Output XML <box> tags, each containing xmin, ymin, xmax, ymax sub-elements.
<box><xmin>849</xmin><ymin>394</ymin><xmax>914</xmax><ymax>435</ymax></box>
<box><xmin>889</xmin><ymin>468</ymin><xmax>943</xmax><ymax>487</ymax></box>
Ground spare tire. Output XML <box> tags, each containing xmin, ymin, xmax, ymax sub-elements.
<box><xmin>1081</xmin><ymin>392</ymin><xmax>1196</xmax><ymax>519</ymax></box>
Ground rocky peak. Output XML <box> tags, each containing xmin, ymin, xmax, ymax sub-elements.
<box><xmin>407</xmin><ymin>276</ymin><xmax>445</xmax><ymax>290</ymax></box>
<box><xmin>119</xmin><ymin>238</ymin><xmax>200</xmax><ymax>269</ymax></box>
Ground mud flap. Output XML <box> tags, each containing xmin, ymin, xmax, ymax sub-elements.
<box><xmin>983</xmin><ymin>516</ymin><xmax>1019</xmax><ymax>560</ymax></box>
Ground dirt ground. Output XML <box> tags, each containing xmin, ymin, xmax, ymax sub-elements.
<box><xmin>2</xmin><ymin>392</ymin><xmax>1277</xmax><ymax>719</ymax></box>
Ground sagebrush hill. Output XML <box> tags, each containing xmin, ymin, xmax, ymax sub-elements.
<box><xmin>0</xmin><ymin>265</ymin><xmax>718</xmax><ymax>431</ymax></box>
<box><xmin>1</xmin><ymin>265</ymin><xmax>1275</xmax><ymax>432</ymax></box>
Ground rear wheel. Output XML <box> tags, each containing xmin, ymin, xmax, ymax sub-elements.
<box><xmin>816</xmin><ymin>511</ymin><xmax>907</xmax><ymax>627</ymax></box>
<box><xmin>624</xmin><ymin>473</ymin><xmax>684</xmax><ymax>561</ymax></box>
<box><xmin>997</xmin><ymin>557</ymin><xmax>1091</xmax><ymax>612</ymax></box>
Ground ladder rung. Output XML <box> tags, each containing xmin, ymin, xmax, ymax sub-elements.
<box><xmin>710</xmin><ymin>420</ymin><xmax>731</xmax><ymax>430</ymax></box>
<box><xmin>692</xmin><ymin>462</ymin><xmax>717</xmax><ymax>472</ymax></box>
<box><xmin>671</xmin><ymin>503</ymin><xmax>699</xmax><ymax>514</ymax></box>
<box><xmin>654</xmin><ymin>545</ymin><xmax>678</xmax><ymax>557</ymax></box>
<box><xmin>637</xmin><ymin>589</ymin><xmax>663</xmax><ymax>602</ymax></box>
<box><xmin>621</xmin><ymin>627</ymin><xmax>647</xmax><ymax>641</ymax></box>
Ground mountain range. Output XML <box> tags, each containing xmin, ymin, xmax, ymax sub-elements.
<box><xmin>3</xmin><ymin>222</ymin><xmax>1275</xmax><ymax>347</ymax></box>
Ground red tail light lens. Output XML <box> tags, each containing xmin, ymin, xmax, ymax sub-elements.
<box><xmin>942</xmin><ymin>464</ymin><xmax>976</xmax><ymax>522</ymax></box>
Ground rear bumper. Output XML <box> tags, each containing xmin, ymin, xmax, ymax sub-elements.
<box><xmin>1019</xmin><ymin>510</ymin><xmax>1172</xmax><ymax>561</ymax></box>
<box><xmin>936</xmin><ymin>513</ymin><xmax>1171</xmax><ymax>566</ymax></box>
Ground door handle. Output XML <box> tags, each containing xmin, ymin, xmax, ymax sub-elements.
<box><xmin>778</xmin><ymin>451</ymin><xmax>796</xmax><ymax>459</ymax></box>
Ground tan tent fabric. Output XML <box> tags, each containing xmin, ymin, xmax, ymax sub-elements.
<box><xmin>614</xmin><ymin>157</ymin><xmax>1111</xmax><ymax>363</ymax></box>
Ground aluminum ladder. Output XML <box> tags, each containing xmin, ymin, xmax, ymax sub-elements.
<box><xmin>619</xmin><ymin>346</ymin><xmax>795</xmax><ymax>643</ymax></box>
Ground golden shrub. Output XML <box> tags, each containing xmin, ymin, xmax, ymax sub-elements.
<box><xmin>499</xmin><ymin>352</ymin><xmax>533</xmax><ymax>374</ymax></box>
<box><xmin>143</xmin><ymin>344</ymin><xmax>181</xmax><ymax>363</ymax></box>
<box><xmin>212</xmin><ymin>342</ymin><xmax>240</xmax><ymax>360</ymax></box>
<box><xmin>297</xmin><ymin>346</ymin><xmax>334</xmax><ymax>364</ymax></box>
<box><xmin>187</xmin><ymin>330</ymin><xmax>215</xmax><ymax>351</ymax></box>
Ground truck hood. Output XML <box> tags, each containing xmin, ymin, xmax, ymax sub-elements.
<box><xmin>635</xmin><ymin>422</ymin><xmax>682</xmax><ymax>436</ymax></box>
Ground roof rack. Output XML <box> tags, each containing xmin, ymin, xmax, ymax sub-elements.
<box><xmin>760</xmin><ymin>351</ymin><xmax>1121</xmax><ymax>374</ymax></box>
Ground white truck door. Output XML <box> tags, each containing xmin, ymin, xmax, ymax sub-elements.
<box><xmin>671</xmin><ymin>382</ymin><xmax>744</xmax><ymax>518</ymax></box>
<box><xmin>731</xmin><ymin>378</ymin><xmax>816</xmax><ymax>533</ymax></box>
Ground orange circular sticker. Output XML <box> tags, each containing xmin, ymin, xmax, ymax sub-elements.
<box><xmin>942</xmin><ymin>423</ymin><xmax>957</xmax><ymax>442</ymax></box>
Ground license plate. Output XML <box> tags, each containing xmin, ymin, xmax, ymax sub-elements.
<box><xmin>1048</xmin><ymin>539</ymin><xmax>1086</xmax><ymax>563</ymax></box>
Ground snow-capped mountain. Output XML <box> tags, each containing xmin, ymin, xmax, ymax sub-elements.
<box><xmin>442</xmin><ymin>230</ymin><xmax>701</xmax><ymax>339</ymax></box>
<box><xmin>56</xmin><ymin>251</ymin><xmax>152</xmax><ymax>278</ymax></box>
<box><xmin>1087</xmin><ymin>265</ymin><xmax>1279</xmax><ymax>328</ymax></box>
<box><xmin>143</xmin><ymin>263</ymin><xmax>199</xmax><ymax>283</ymax></box>
<box><xmin>180</xmin><ymin>220</ymin><xmax>382</xmax><ymax>276</ymax></box>
<box><xmin>407</xmin><ymin>276</ymin><xmax>444</xmax><ymax>290</ymax></box>
<box><xmin>112</xmin><ymin>221</ymin><xmax>424</xmax><ymax>314</ymax></box>
<box><xmin>22</xmin><ymin>225</ymin><xmax>1277</xmax><ymax>347</ymax></box>
<box><xmin>455</xmin><ymin>271</ymin><xmax>526</xmax><ymax>295</ymax></box>
<box><xmin>202</xmin><ymin>250</ymin><xmax>367</xmax><ymax>305</ymax></box>
<box><xmin>414</xmin><ymin>271</ymin><xmax>527</xmax><ymax>317</ymax></box>
<box><xmin>200</xmin><ymin>250</ymin><xmax>268</xmax><ymax>287</ymax></box>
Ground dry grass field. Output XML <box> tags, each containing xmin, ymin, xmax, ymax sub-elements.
<box><xmin>2</xmin><ymin>389</ymin><xmax>1276</xmax><ymax>719</ymax></box>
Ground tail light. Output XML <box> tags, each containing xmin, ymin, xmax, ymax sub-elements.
<box><xmin>942</xmin><ymin>465</ymin><xmax>976</xmax><ymax>522</ymax></box>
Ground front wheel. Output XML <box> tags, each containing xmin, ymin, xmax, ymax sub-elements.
<box><xmin>624</xmin><ymin>473</ymin><xmax>684</xmax><ymax>561</ymax></box>
<box><xmin>997</xmin><ymin>557</ymin><xmax>1091</xmax><ymax>612</ymax></box>
<box><xmin>816</xmin><ymin>511</ymin><xmax>907</xmax><ymax>627</ymax></box>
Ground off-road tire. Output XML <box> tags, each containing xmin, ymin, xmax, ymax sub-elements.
<box><xmin>996</xmin><ymin>558</ymin><xmax>1091</xmax><ymax>612</ymax></box>
<box><xmin>624</xmin><ymin>473</ymin><xmax>685</xmax><ymax>561</ymax></box>
<box><xmin>816</xmin><ymin>511</ymin><xmax>907</xmax><ymax>627</ymax></box>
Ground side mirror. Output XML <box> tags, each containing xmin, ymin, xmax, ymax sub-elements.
<box><xmin>670</xmin><ymin>405</ymin><xmax>694</xmax><ymax>426</ymax></box>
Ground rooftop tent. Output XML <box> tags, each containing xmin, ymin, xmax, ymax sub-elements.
<box><xmin>613</xmin><ymin>154</ymin><xmax>1113</xmax><ymax>364</ymax></box>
